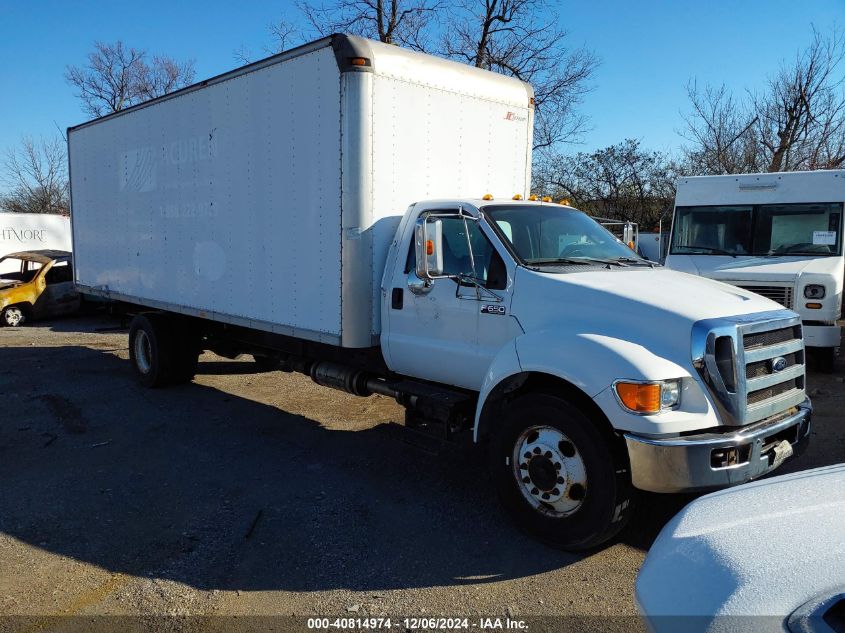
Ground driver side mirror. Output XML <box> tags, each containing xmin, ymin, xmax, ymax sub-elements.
<box><xmin>414</xmin><ymin>217</ymin><xmax>445</xmax><ymax>279</ymax></box>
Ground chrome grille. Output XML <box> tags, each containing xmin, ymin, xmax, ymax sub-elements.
<box><xmin>692</xmin><ymin>311</ymin><xmax>807</xmax><ymax>426</ymax></box>
<box><xmin>740</xmin><ymin>321</ymin><xmax>805</xmax><ymax>423</ymax></box>
<box><xmin>735</xmin><ymin>284</ymin><xmax>794</xmax><ymax>309</ymax></box>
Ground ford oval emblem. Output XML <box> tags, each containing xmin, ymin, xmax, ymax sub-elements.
<box><xmin>770</xmin><ymin>356</ymin><xmax>787</xmax><ymax>373</ymax></box>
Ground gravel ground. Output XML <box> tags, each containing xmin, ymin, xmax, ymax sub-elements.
<box><xmin>0</xmin><ymin>314</ymin><xmax>842</xmax><ymax>631</ymax></box>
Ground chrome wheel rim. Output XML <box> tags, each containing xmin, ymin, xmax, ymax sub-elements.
<box><xmin>4</xmin><ymin>307</ymin><xmax>23</xmax><ymax>327</ymax></box>
<box><xmin>134</xmin><ymin>330</ymin><xmax>152</xmax><ymax>374</ymax></box>
<box><xmin>512</xmin><ymin>425</ymin><xmax>587</xmax><ymax>517</ymax></box>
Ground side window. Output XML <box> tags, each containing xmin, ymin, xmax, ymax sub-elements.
<box><xmin>440</xmin><ymin>219</ymin><xmax>506</xmax><ymax>289</ymax></box>
<box><xmin>45</xmin><ymin>261</ymin><xmax>72</xmax><ymax>284</ymax></box>
<box><xmin>405</xmin><ymin>216</ymin><xmax>507</xmax><ymax>290</ymax></box>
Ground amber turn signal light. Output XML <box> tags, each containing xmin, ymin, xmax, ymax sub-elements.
<box><xmin>615</xmin><ymin>382</ymin><xmax>661</xmax><ymax>414</ymax></box>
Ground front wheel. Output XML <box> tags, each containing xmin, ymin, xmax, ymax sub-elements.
<box><xmin>2</xmin><ymin>305</ymin><xmax>26</xmax><ymax>327</ymax></box>
<box><xmin>489</xmin><ymin>393</ymin><xmax>633</xmax><ymax>550</ymax></box>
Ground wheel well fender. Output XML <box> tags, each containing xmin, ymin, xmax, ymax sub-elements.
<box><xmin>474</xmin><ymin>370</ymin><xmax>621</xmax><ymax>454</ymax></box>
<box><xmin>2</xmin><ymin>301</ymin><xmax>33</xmax><ymax>313</ymax></box>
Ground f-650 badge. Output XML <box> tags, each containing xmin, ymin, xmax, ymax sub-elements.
<box><xmin>481</xmin><ymin>304</ymin><xmax>506</xmax><ymax>315</ymax></box>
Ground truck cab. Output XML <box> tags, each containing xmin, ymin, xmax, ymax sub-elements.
<box><xmin>379</xmin><ymin>198</ymin><xmax>811</xmax><ymax>547</ymax></box>
<box><xmin>664</xmin><ymin>171</ymin><xmax>844</xmax><ymax>371</ymax></box>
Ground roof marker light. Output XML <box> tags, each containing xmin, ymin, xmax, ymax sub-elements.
<box><xmin>528</xmin><ymin>194</ymin><xmax>538</xmax><ymax>201</ymax></box>
<box><xmin>482</xmin><ymin>193</ymin><xmax>494</xmax><ymax>200</ymax></box>
<box><xmin>513</xmin><ymin>194</ymin><xmax>523</xmax><ymax>200</ymax></box>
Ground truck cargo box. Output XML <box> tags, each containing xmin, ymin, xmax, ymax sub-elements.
<box><xmin>69</xmin><ymin>34</ymin><xmax>534</xmax><ymax>347</ymax></box>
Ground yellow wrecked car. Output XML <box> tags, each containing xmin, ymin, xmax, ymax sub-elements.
<box><xmin>0</xmin><ymin>250</ymin><xmax>80</xmax><ymax>327</ymax></box>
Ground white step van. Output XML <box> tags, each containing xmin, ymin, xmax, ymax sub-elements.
<box><xmin>69</xmin><ymin>35</ymin><xmax>812</xmax><ymax>549</ymax></box>
<box><xmin>665</xmin><ymin>171</ymin><xmax>843</xmax><ymax>371</ymax></box>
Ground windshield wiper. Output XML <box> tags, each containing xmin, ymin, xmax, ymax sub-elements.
<box><xmin>615</xmin><ymin>256</ymin><xmax>655</xmax><ymax>267</ymax></box>
<box><xmin>525</xmin><ymin>257</ymin><xmax>629</xmax><ymax>267</ymax></box>
<box><xmin>524</xmin><ymin>257</ymin><xmax>594</xmax><ymax>266</ymax></box>
<box><xmin>677</xmin><ymin>246</ymin><xmax>738</xmax><ymax>258</ymax></box>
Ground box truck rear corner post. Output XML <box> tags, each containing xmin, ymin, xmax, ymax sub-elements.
<box><xmin>69</xmin><ymin>34</ymin><xmax>814</xmax><ymax>550</ymax></box>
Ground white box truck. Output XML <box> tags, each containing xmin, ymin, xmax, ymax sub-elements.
<box><xmin>69</xmin><ymin>35</ymin><xmax>812</xmax><ymax>549</ymax></box>
<box><xmin>665</xmin><ymin>171</ymin><xmax>843</xmax><ymax>371</ymax></box>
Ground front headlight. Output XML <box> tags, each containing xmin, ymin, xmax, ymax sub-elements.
<box><xmin>614</xmin><ymin>379</ymin><xmax>682</xmax><ymax>414</ymax></box>
<box><xmin>804</xmin><ymin>284</ymin><xmax>826</xmax><ymax>299</ymax></box>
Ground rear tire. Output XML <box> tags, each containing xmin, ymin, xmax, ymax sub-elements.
<box><xmin>129</xmin><ymin>313</ymin><xmax>198</xmax><ymax>387</ymax></box>
<box><xmin>489</xmin><ymin>393</ymin><xmax>633</xmax><ymax>550</ymax></box>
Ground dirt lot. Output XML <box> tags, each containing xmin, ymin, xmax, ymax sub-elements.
<box><xmin>0</xmin><ymin>315</ymin><xmax>842</xmax><ymax>630</ymax></box>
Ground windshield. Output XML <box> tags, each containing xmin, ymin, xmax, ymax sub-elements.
<box><xmin>483</xmin><ymin>205</ymin><xmax>646</xmax><ymax>266</ymax></box>
<box><xmin>671</xmin><ymin>202</ymin><xmax>843</xmax><ymax>257</ymax></box>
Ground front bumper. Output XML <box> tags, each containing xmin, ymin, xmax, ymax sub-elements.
<box><xmin>624</xmin><ymin>399</ymin><xmax>812</xmax><ymax>493</ymax></box>
<box><xmin>803</xmin><ymin>322</ymin><xmax>842</xmax><ymax>348</ymax></box>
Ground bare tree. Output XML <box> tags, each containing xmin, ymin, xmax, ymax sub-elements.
<box><xmin>443</xmin><ymin>0</ymin><xmax>598</xmax><ymax>151</ymax></box>
<box><xmin>680</xmin><ymin>82</ymin><xmax>760</xmax><ymax>175</ymax></box>
<box><xmin>536</xmin><ymin>139</ymin><xmax>680</xmax><ymax>228</ymax></box>
<box><xmin>1</xmin><ymin>136</ymin><xmax>69</xmax><ymax>215</ymax></box>
<box><xmin>234</xmin><ymin>19</ymin><xmax>304</xmax><ymax>64</ymax></box>
<box><xmin>66</xmin><ymin>41</ymin><xmax>196</xmax><ymax>118</ymax></box>
<box><xmin>753</xmin><ymin>27</ymin><xmax>845</xmax><ymax>171</ymax></box>
<box><xmin>298</xmin><ymin>0</ymin><xmax>443</xmax><ymax>51</ymax></box>
<box><xmin>681</xmin><ymin>27</ymin><xmax>845</xmax><ymax>174</ymax></box>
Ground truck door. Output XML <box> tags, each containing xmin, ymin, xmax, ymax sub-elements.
<box><xmin>385</xmin><ymin>212</ymin><xmax>515</xmax><ymax>390</ymax></box>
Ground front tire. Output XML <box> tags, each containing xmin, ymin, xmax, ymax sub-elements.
<box><xmin>2</xmin><ymin>305</ymin><xmax>26</xmax><ymax>327</ymax></box>
<box><xmin>489</xmin><ymin>393</ymin><xmax>633</xmax><ymax>550</ymax></box>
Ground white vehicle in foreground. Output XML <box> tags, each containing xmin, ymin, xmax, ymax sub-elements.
<box><xmin>665</xmin><ymin>171</ymin><xmax>844</xmax><ymax>371</ymax></box>
<box><xmin>69</xmin><ymin>34</ymin><xmax>813</xmax><ymax>549</ymax></box>
<box><xmin>636</xmin><ymin>464</ymin><xmax>845</xmax><ymax>633</ymax></box>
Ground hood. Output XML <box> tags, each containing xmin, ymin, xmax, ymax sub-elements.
<box><xmin>668</xmin><ymin>254</ymin><xmax>843</xmax><ymax>283</ymax></box>
<box><xmin>511</xmin><ymin>266</ymin><xmax>786</xmax><ymax>369</ymax></box>
<box><xmin>636</xmin><ymin>464</ymin><xmax>845</xmax><ymax>620</ymax></box>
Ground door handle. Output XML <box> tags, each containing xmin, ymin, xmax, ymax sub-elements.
<box><xmin>391</xmin><ymin>288</ymin><xmax>404</xmax><ymax>310</ymax></box>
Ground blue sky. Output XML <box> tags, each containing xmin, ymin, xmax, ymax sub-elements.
<box><xmin>0</xmin><ymin>0</ymin><xmax>842</xmax><ymax>169</ymax></box>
